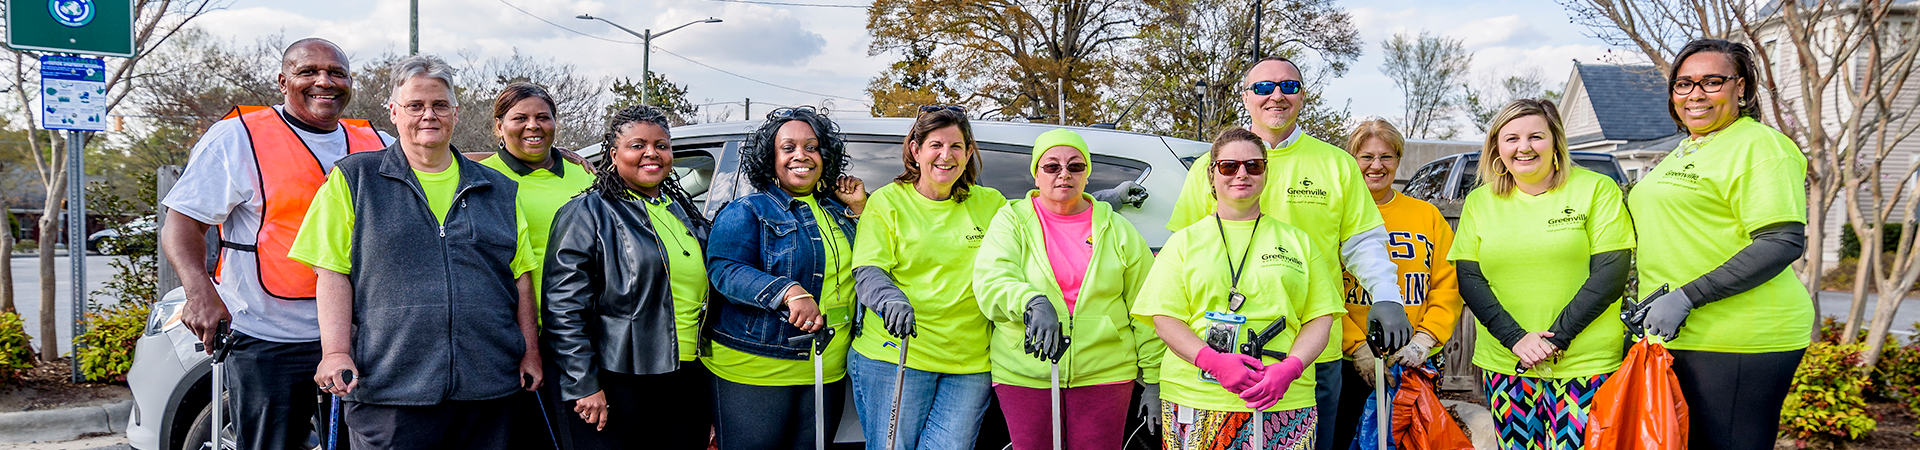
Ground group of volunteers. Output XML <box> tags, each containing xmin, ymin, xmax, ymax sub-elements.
<box><xmin>152</xmin><ymin>34</ymin><xmax>1809</xmax><ymax>450</ymax></box>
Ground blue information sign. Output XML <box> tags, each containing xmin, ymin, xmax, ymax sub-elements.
<box><xmin>39</xmin><ymin>54</ymin><xmax>107</xmax><ymax>131</ymax></box>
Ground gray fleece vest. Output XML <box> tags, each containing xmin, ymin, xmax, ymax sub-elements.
<box><xmin>337</xmin><ymin>144</ymin><xmax>525</xmax><ymax>405</ymax></box>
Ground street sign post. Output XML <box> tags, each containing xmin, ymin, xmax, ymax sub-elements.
<box><xmin>6</xmin><ymin>0</ymin><xmax>135</xmax><ymax>57</ymax></box>
<box><xmin>40</xmin><ymin>54</ymin><xmax>104</xmax><ymax>382</ymax></box>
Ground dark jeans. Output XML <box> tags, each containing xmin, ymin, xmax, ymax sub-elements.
<box><xmin>1312</xmin><ymin>360</ymin><xmax>1343</xmax><ymax>450</ymax></box>
<box><xmin>713</xmin><ymin>376</ymin><xmax>847</xmax><ymax>450</ymax></box>
<box><xmin>1671</xmin><ymin>348</ymin><xmax>1805</xmax><ymax>450</ymax></box>
<box><xmin>343</xmin><ymin>397</ymin><xmax>511</xmax><ymax>450</ymax></box>
<box><xmin>224</xmin><ymin>332</ymin><xmax>331</xmax><ymax>450</ymax></box>
<box><xmin>564</xmin><ymin>363</ymin><xmax>715</xmax><ymax>450</ymax></box>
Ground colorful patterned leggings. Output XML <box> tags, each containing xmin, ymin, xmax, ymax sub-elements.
<box><xmin>1481</xmin><ymin>371</ymin><xmax>1610</xmax><ymax>450</ymax></box>
<box><xmin>1159</xmin><ymin>400</ymin><xmax>1315</xmax><ymax>450</ymax></box>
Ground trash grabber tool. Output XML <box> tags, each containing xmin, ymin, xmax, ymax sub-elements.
<box><xmin>886</xmin><ymin>337</ymin><xmax>910</xmax><ymax>450</ymax></box>
<box><xmin>1367</xmin><ymin>319</ymin><xmax>1404</xmax><ymax>450</ymax></box>
<box><xmin>195</xmin><ymin>320</ymin><xmax>234</xmax><ymax>450</ymax></box>
<box><xmin>810</xmin><ymin>328</ymin><xmax>838</xmax><ymax>450</ymax></box>
<box><xmin>327</xmin><ymin>370</ymin><xmax>354</xmax><ymax>450</ymax></box>
<box><xmin>524</xmin><ymin>373</ymin><xmax>562</xmax><ymax>450</ymax></box>
<box><xmin>1050</xmin><ymin>336</ymin><xmax>1072</xmax><ymax>450</ymax></box>
<box><xmin>1240</xmin><ymin>318</ymin><xmax>1287</xmax><ymax>450</ymax></box>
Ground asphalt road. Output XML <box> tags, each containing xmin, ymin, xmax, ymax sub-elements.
<box><xmin>6</xmin><ymin>254</ymin><xmax>126</xmax><ymax>356</ymax></box>
<box><xmin>0</xmin><ymin>435</ymin><xmax>129</xmax><ymax>449</ymax></box>
<box><xmin>1817</xmin><ymin>290</ymin><xmax>1920</xmax><ymax>337</ymax></box>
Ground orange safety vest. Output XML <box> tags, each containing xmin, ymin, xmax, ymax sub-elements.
<box><xmin>214</xmin><ymin>105</ymin><xmax>384</xmax><ymax>300</ymax></box>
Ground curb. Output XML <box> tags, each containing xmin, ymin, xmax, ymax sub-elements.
<box><xmin>0</xmin><ymin>401</ymin><xmax>132</xmax><ymax>444</ymax></box>
<box><xmin>1440</xmin><ymin>399</ymin><xmax>1499</xmax><ymax>450</ymax></box>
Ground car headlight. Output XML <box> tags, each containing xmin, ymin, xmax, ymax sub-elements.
<box><xmin>145</xmin><ymin>297</ymin><xmax>185</xmax><ymax>337</ymax></box>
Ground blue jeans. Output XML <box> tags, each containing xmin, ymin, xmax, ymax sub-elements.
<box><xmin>847</xmin><ymin>351</ymin><xmax>991</xmax><ymax>450</ymax></box>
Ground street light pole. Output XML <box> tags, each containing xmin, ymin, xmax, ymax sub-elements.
<box><xmin>578</xmin><ymin>15</ymin><xmax>722</xmax><ymax>107</ymax></box>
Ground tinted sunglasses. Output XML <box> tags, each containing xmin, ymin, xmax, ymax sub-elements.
<box><xmin>919</xmin><ymin>104</ymin><xmax>966</xmax><ymax>114</ymax></box>
<box><xmin>767</xmin><ymin>106</ymin><xmax>821</xmax><ymax>120</ymax></box>
<box><xmin>1212</xmin><ymin>158</ymin><xmax>1268</xmax><ymax>176</ymax></box>
<box><xmin>1245</xmin><ymin>80</ymin><xmax>1302</xmax><ymax>96</ymax></box>
<box><xmin>1039</xmin><ymin>162</ymin><xmax>1088</xmax><ymax>174</ymax></box>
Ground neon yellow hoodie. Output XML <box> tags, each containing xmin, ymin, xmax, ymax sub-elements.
<box><xmin>973</xmin><ymin>192</ymin><xmax>1162</xmax><ymax>388</ymax></box>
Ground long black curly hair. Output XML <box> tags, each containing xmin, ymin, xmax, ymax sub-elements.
<box><xmin>739</xmin><ymin>107</ymin><xmax>848</xmax><ymax>196</ymax></box>
<box><xmin>589</xmin><ymin>105</ymin><xmax>709</xmax><ymax>227</ymax></box>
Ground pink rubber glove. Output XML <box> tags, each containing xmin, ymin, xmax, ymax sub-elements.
<box><xmin>1239</xmin><ymin>356</ymin><xmax>1306</xmax><ymax>410</ymax></box>
<box><xmin>1194</xmin><ymin>347</ymin><xmax>1265</xmax><ymax>394</ymax></box>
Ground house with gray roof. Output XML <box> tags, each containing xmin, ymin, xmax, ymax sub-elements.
<box><xmin>1557</xmin><ymin>62</ymin><xmax>1686</xmax><ymax>181</ymax></box>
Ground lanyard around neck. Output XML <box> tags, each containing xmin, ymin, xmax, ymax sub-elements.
<box><xmin>1214</xmin><ymin>213</ymin><xmax>1261</xmax><ymax>312</ymax></box>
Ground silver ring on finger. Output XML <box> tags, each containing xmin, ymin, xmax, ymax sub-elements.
<box><xmin>803</xmin><ymin>320</ymin><xmax>816</xmax><ymax>326</ymax></box>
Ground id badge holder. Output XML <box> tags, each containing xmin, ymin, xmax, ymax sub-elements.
<box><xmin>1198</xmin><ymin>311</ymin><xmax>1247</xmax><ymax>384</ymax></box>
<box><xmin>825</xmin><ymin>304</ymin><xmax>853</xmax><ymax>328</ymax></box>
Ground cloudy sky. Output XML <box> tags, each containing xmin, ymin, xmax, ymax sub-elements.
<box><xmin>192</xmin><ymin>0</ymin><xmax>1639</xmax><ymax>127</ymax></box>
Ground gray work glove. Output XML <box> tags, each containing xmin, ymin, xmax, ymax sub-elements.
<box><xmin>1089</xmin><ymin>180</ymin><xmax>1148</xmax><ymax>210</ymax></box>
<box><xmin>1351</xmin><ymin>346</ymin><xmax>1379</xmax><ymax>388</ymax></box>
<box><xmin>1023</xmin><ymin>296</ymin><xmax>1065</xmax><ymax>360</ymax></box>
<box><xmin>873</xmin><ymin>299</ymin><xmax>916</xmax><ymax>338</ymax></box>
<box><xmin>1367</xmin><ymin>301</ymin><xmax>1413</xmax><ymax>352</ymax></box>
<box><xmin>1391</xmin><ymin>331</ymin><xmax>1438</xmax><ymax>369</ymax></box>
<box><xmin>1636</xmin><ymin>288</ymin><xmax>1694</xmax><ymax>340</ymax></box>
<box><xmin>1137</xmin><ymin>382</ymin><xmax>1161</xmax><ymax>433</ymax></box>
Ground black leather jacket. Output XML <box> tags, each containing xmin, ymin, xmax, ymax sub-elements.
<box><xmin>542</xmin><ymin>191</ymin><xmax>712</xmax><ymax>401</ymax></box>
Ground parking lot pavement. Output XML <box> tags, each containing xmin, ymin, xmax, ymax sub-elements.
<box><xmin>1817</xmin><ymin>290</ymin><xmax>1920</xmax><ymax>336</ymax></box>
<box><xmin>0</xmin><ymin>434</ymin><xmax>129</xmax><ymax>450</ymax></box>
<box><xmin>7</xmin><ymin>254</ymin><xmax>126</xmax><ymax>355</ymax></box>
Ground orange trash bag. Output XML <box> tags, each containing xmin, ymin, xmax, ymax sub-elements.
<box><xmin>1584</xmin><ymin>338</ymin><xmax>1689</xmax><ymax>449</ymax></box>
<box><xmin>1389</xmin><ymin>365</ymin><xmax>1474</xmax><ymax>450</ymax></box>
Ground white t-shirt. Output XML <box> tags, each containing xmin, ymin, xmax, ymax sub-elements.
<box><xmin>160</xmin><ymin>105</ymin><xmax>393</xmax><ymax>343</ymax></box>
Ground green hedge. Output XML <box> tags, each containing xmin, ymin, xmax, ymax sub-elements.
<box><xmin>0</xmin><ymin>312</ymin><xmax>33</xmax><ymax>383</ymax></box>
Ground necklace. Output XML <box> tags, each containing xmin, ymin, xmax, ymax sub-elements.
<box><xmin>1214</xmin><ymin>213</ymin><xmax>1262</xmax><ymax>312</ymax></box>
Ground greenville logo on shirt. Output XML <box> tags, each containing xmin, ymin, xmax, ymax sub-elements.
<box><xmin>1547</xmin><ymin>207</ymin><xmax>1588</xmax><ymax>232</ymax></box>
<box><xmin>1258</xmin><ymin>244</ymin><xmax>1305</xmax><ymax>270</ymax></box>
<box><xmin>966</xmin><ymin>226</ymin><xmax>986</xmax><ymax>248</ymax></box>
<box><xmin>1287</xmin><ymin>178</ymin><xmax>1331</xmax><ymax>205</ymax></box>
<box><xmin>1654</xmin><ymin>160</ymin><xmax>1704</xmax><ymax>187</ymax></box>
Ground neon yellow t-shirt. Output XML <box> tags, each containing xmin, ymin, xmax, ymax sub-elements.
<box><xmin>287</xmin><ymin>168</ymin><xmax>539</xmax><ymax>278</ymax></box>
<box><xmin>1131</xmin><ymin>216</ymin><xmax>1344</xmax><ymax>412</ymax></box>
<box><xmin>705</xmin><ymin>194</ymin><xmax>855</xmax><ymax>386</ymax></box>
<box><xmin>1628</xmin><ymin>117</ymin><xmax>1812</xmax><ymax>353</ymax></box>
<box><xmin>1166</xmin><ymin>132</ymin><xmax>1382</xmax><ymax>363</ymax></box>
<box><xmin>639</xmin><ymin>196</ymin><xmax>712</xmax><ymax>361</ymax></box>
<box><xmin>850</xmin><ymin>182</ymin><xmax>1005</xmax><ymax>374</ymax></box>
<box><xmin>479</xmin><ymin>155</ymin><xmax>594</xmax><ymax>305</ymax></box>
<box><xmin>1449</xmin><ymin>168</ymin><xmax>1635</xmax><ymax>377</ymax></box>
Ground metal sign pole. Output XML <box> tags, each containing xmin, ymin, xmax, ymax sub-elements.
<box><xmin>66</xmin><ymin>129</ymin><xmax>85</xmax><ymax>383</ymax></box>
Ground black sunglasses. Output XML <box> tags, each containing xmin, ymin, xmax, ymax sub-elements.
<box><xmin>767</xmin><ymin>106</ymin><xmax>821</xmax><ymax>120</ymax></box>
<box><xmin>918</xmin><ymin>104</ymin><xmax>966</xmax><ymax>114</ymax></box>
<box><xmin>1039</xmin><ymin>162</ymin><xmax>1088</xmax><ymax>174</ymax></box>
<box><xmin>1246</xmin><ymin>80</ymin><xmax>1302</xmax><ymax>96</ymax></box>
<box><xmin>1212</xmin><ymin>158</ymin><xmax>1268</xmax><ymax>176</ymax></box>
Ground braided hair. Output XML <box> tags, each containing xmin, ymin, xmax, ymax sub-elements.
<box><xmin>589</xmin><ymin>105</ymin><xmax>709</xmax><ymax>228</ymax></box>
<box><xmin>739</xmin><ymin>107</ymin><xmax>848</xmax><ymax>196</ymax></box>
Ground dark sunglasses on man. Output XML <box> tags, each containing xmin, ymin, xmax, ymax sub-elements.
<box><xmin>1212</xmin><ymin>158</ymin><xmax>1268</xmax><ymax>176</ymax></box>
<box><xmin>1245</xmin><ymin>80</ymin><xmax>1302</xmax><ymax>96</ymax></box>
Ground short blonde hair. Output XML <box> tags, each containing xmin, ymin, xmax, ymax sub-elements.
<box><xmin>1477</xmin><ymin>99</ymin><xmax>1571</xmax><ymax>197</ymax></box>
<box><xmin>1345</xmin><ymin>119</ymin><xmax>1405</xmax><ymax>157</ymax></box>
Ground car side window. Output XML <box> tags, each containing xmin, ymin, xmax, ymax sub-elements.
<box><xmin>1454</xmin><ymin>158</ymin><xmax>1478</xmax><ymax>199</ymax></box>
<box><xmin>1404</xmin><ymin>161</ymin><xmax>1446</xmax><ymax>200</ymax></box>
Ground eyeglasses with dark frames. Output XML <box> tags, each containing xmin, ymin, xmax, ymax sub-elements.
<box><xmin>1670</xmin><ymin>76</ymin><xmax>1739</xmax><ymax>96</ymax></box>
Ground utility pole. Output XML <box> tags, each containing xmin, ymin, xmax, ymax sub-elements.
<box><xmin>65</xmin><ymin>130</ymin><xmax>84</xmax><ymax>382</ymax></box>
<box><xmin>1251</xmin><ymin>0</ymin><xmax>1264</xmax><ymax>59</ymax></box>
<box><xmin>410</xmin><ymin>0</ymin><xmax>420</xmax><ymax>55</ymax></box>
<box><xmin>1194</xmin><ymin>82</ymin><xmax>1209</xmax><ymax>141</ymax></box>
<box><xmin>578</xmin><ymin>15</ymin><xmax>722</xmax><ymax>107</ymax></box>
<box><xmin>744</xmin><ymin>98</ymin><xmax>752</xmax><ymax>121</ymax></box>
<box><xmin>1056</xmin><ymin>77</ymin><xmax>1065</xmax><ymax>125</ymax></box>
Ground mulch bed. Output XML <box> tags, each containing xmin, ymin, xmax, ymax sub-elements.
<box><xmin>0</xmin><ymin>357</ymin><xmax>131</xmax><ymax>413</ymax></box>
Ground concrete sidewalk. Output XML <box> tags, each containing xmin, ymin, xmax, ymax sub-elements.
<box><xmin>0</xmin><ymin>401</ymin><xmax>131</xmax><ymax>444</ymax></box>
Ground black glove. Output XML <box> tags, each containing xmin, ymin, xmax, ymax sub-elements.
<box><xmin>1368</xmin><ymin>301</ymin><xmax>1412</xmax><ymax>352</ymax></box>
<box><xmin>873</xmin><ymin>299</ymin><xmax>916</xmax><ymax>338</ymax></box>
<box><xmin>1634</xmin><ymin>288</ymin><xmax>1693</xmax><ymax>340</ymax></box>
<box><xmin>1023</xmin><ymin>296</ymin><xmax>1064</xmax><ymax>360</ymax></box>
<box><xmin>1089</xmin><ymin>181</ymin><xmax>1149</xmax><ymax>210</ymax></box>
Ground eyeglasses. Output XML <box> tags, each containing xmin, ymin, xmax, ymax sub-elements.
<box><xmin>1039</xmin><ymin>162</ymin><xmax>1088</xmax><ymax>175</ymax></box>
<box><xmin>1670</xmin><ymin>75</ymin><xmax>1739</xmax><ymax>96</ymax></box>
<box><xmin>1245</xmin><ymin>80</ymin><xmax>1302</xmax><ymax>96</ymax></box>
<box><xmin>395</xmin><ymin>102</ymin><xmax>454</xmax><ymax>117</ymax></box>
<box><xmin>1212</xmin><ymin>158</ymin><xmax>1268</xmax><ymax>176</ymax></box>
<box><xmin>767</xmin><ymin>106</ymin><xmax>821</xmax><ymax>120</ymax></box>
<box><xmin>918</xmin><ymin>104</ymin><xmax>966</xmax><ymax>114</ymax></box>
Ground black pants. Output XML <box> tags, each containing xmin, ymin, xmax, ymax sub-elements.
<box><xmin>712</xmin><ymin>375</ymin><xmax>847</xmax><ymax>450</ymax></box>
<box><xmin>1330</xmin><ymin>358</ymin><xmax>1375</xmax><ymax>450</ymax></box>
<box><xmin>563</xmin><ymin>363</ymin><xmax>715</xmax><ymax>450</ymax></box>
<box><xmin>1670</xmin><ymin>348</ymin><xmax>1805</xmax><ymax>450</ymax></box>
<box><xmin>507</xmin><ymin>349</ymin><xmax>566</xmax><ymax>450</ymax></box>
<box><xmin>1312</xmin><ymin>360</ymin><xmax>1344</xmax><ymax>450</ymax></box>
<box><xmin>344</xmin><ymin>397</ymin><xmax>512</xmax><ymax>450</ymax></box>
<box><xmin>224</xmin><ymin>332</ymin><xmax>334</xmax><ymax>450</ymax></box>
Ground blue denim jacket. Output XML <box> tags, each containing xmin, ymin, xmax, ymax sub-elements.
<box><xmin>705</xmin><ymin>186</ymin><xmax>860</xmax><ymax>360</ymax></box>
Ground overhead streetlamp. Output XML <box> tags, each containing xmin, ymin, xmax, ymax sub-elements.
<box><xmin>1194</xmin><ymin>81</ymin><xmax>1209</xmax><ymax>140</ymax></box>
<box><xmin>577</xmin><ymin>14</ymin><xmax>723</xmax><ymax>107</ymax></box>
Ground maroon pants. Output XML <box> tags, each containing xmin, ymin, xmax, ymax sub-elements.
<box><xmin>993</xmin><ymin>382</ymin><xmax>1132</xmax><ymax>450</ymax></box>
